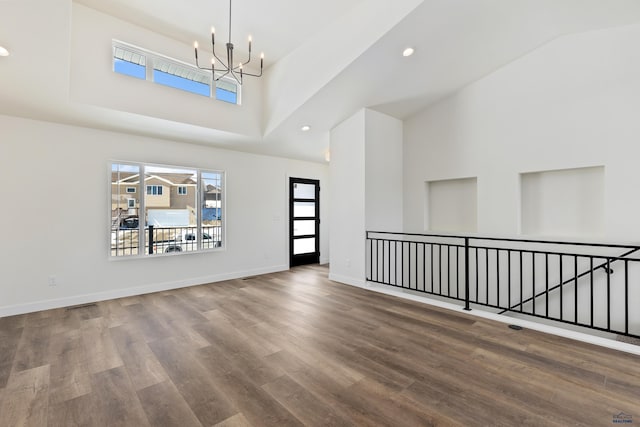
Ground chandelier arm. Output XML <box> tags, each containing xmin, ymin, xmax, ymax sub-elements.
<box><xmin>228</xmin><ymin>70</ymin><xmax>242</xmax><ymax>85</ymax></box>
<box><xmin>197</xmin><ymin>65</ymin><xmax>215</xmax><ymax>71</ymax></box>
<box><xmin>212</xmin><ymin>48</ymin><xmax>226</xmax><ymax>66</ymax></box>
<box><xmin>241</xmin><ymin>50</ymin><xmax>252</xmax><ymax>66</ymax></box>
<box><xmin>241</xmin><ymin>70</ymin><xmax>262</xmax><ymax>78</ymax></box>
<box><xmin>215</xmin><ymin>69</ymin><xmax>231</xmax><ymax>81</ymax></box>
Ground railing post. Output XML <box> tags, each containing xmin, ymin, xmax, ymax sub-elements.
<box><xmin>148</xmin><ymin>225</ymin><xmax>154</xmax><ymax>254</ymax></box>
<box><xmin>464</xmin><ymin>237</ymin><xmax>471</xmax><ymax>311</ymax></box>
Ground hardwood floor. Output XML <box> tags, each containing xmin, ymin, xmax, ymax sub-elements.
<box><xmin>0</xmin><ymin>264</ymin><xmax>638</xmax><ymax>426</ymax></box>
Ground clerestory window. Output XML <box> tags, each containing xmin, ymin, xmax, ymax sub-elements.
<box><xmin>112</xmin><ymin>40</ymin><xmax>240</xmax><ymax>105</ymax></box>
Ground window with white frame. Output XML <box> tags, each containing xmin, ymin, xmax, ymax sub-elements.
<box><xmin>126</xmin><ymin>187</ymin><xmax>136</xmax><ymax>193</ymax></box>
<box><xmin>146</xmin><ymin>185</ymin><xmax>163</xmax><ymax>196</ymax></box>
<box><xmin>112</xmin><ymin>40</ymin><xmax>240</xmax><ymax>105</ymax></box>
<box><xmin>111</xmin><ymin>162</ymin><xmax>224</xmax><ymax>257</ymax></box>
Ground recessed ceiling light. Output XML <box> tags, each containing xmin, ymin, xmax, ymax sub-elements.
<box><xmin>301</xmin><ymin>125</ymin><xmax>311</xmax><ymax>132</ymax></box>
<box><xmin>402</xmin><ymin>47</ymin><xmax>414</xmax><ymax>57</ymax></box>
<box><xmin>0</xmin><ymin>46</ymin><xmax>9</xmax><ymax>57</ymax></box>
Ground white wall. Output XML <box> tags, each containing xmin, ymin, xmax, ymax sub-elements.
<box><xmin>70</xmin><ymin>3</ymin><xmax>262</xmax><ymax>139</ymax></box>
<box><xmin>364</xmin><ymin>109</ymin><xmax>403</xmax><ymax>232</ymax></box>
<box><xmin>404</xmin><ymin>23</ymin><xmax>640</xmax><ymax>242</ymax></box>
<box><xmin>262</xmin><ymin>0</ymin><xmax>422</xmax><ymax>135</ymax></box>
<box><xmin>0</xmin><ymin>114</ymin><xmax>328</xmax><ymax>316</ymax></box>
<box><xmin>427</xmin><ymin>177</ymin><xmax>478</xmax><ymax>233</ymax></box>
<box><xmin>329</xmin><ymin>110</ymin><xmax>366</xmax><ymax>285</ymax></box>
<box><xmin>329</xmin><ymin>109</ymin><xmax>403</xmax><ymax>287</ymax></box>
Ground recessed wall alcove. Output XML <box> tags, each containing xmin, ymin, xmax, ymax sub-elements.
<box><xmin>425</xmin><ymin>177</ymin><xmax>478</xmax><ymax>233</ymax></box>
<box><xmin>520</xmin><ymin>166</ymin><xmax>604</xmax><ymax>238</ymax></box>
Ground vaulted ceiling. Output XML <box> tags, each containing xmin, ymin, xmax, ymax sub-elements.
<box><xmin>2</xmin><ymin>0</ymin><xmax>640</xmax><ymax>162</ymax></box>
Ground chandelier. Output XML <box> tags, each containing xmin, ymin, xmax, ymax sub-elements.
<box><xmin>193</xmin><ymin>0</ymin><xmax>263</xmax><ymax>85</ymax></box>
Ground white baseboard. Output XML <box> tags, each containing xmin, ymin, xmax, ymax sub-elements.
<box><xmin>0</xmin><ymin>264</ymin><xmax>288</xmax><ymax>317</ymax></box>
<box><xmin>328</xmin><ymin>273</ymin><xmax>366</xmax><ymax>288</ymax></box>
<box><xmin>361</xmin><ymin>281</ymin><xmax>640</xmax><ymax>356</ymax></box>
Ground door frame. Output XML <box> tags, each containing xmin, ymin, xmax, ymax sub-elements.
<box><xmin>289</xmin><ymin>177</ymin><xmax>320</xmax><ymax>267</ymax></box>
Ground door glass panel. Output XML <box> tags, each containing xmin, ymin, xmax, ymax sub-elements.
<box><xmin>293</xmin><ymin>183</ymin><xmax>316</xmax><ymax>200</ymax></box>
<box><xmin>293</xmin><ymin>202</ymin><xmax>315</xmax><ymax>218</ymax></box>
<box><xmin>293</xmin><ymin>220</ymin><xmax>315</xmax><ymax>236</ymax></box>
<box><xmin>294</xmin><ymin>238</ymin><xmax>315</xmax><ymax>255</ymax></box>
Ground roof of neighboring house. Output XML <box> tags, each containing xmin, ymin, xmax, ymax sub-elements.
<box><xmin>112</xmin><ymin>172</ymin><xmax>139</xmax><ymax>183</ymax></box>
<box><xmin>205</xmin><ymin>184</ymin><xmax>221</xmax><ymax>195</ymax></box>
<box><xmin>112</xmin><ymin>172</ymin><xmax>198</xmax><ymax>186</ymax></box>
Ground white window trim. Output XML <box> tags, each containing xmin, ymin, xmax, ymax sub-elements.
<box><xmin>109</xmin><ymin>161</ymin><xmax>225</xmax><ymax>259</ymax></box>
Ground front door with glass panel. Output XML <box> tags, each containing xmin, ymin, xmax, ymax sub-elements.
<box><xmin>290</xmin><ymin>178</ymin><xmax>320</xmax><ymax>267</ymax></box>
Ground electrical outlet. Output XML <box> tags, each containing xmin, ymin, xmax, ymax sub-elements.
<box><xmin>48</xmin><ymin>276</ymin><xmax>57</xmax><ymax>286</ymax></box>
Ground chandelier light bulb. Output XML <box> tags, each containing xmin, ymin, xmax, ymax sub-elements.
<box><xmin>194</xmin><ymin>41</ymin><xmax>198</xmax><ymax>49</ymax></box>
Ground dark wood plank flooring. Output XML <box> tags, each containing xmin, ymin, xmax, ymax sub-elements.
<box><xmin>0</xmin><ymin>264</ymin><xmax>638</xmax><ymax>426</ymax></box>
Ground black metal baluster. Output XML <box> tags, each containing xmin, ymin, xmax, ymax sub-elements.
<box><xmin>393</xmin><ymin>241</ymin><xmax>396</xmax><ymax>286</ymax></box>
<box><xmin>148</xmin><ymin>225</ymin><xmax>154</xmax><ymax>254</ymax></box>
<box><xmin>430</xmin><ymin>243</ymin><xmax>434</xmax><ymax>293</ymax></box>
<box><xmin>447</xmin><ymin>245</ymin><xmax>451</xmax><ymax>297</ymax></box>
<box><xmin>464</xmin><ymin>237</ymin><xmax>470</xmax><ymax>311</ymax></box>
<box><xmin>532</xmin><ymin>252</ymin><xmax>535</xmax><ymax>315</ymax></box>
<box><xmin>496</xmin><ymin>249</ymin><xmax>500</xmax><ymax>308</ymax></box>
<box><xmin>383</xmin><ymin>240</ymin><xmax>387</xmax><ymax>283</ymax></box>
<box><xmin>574</xmin><ymin>255</ymin><xmax>578</xmax><ymax>324</ymax></box>
<box><xmin>401</xmin><ymin>241</ymin><xmax>405</xmax><ymax>288</ymax></box>
<box><xmin>485</xmin><ymin>248</ymin><xmax>489</xmax><ymax>305</ymax></box>
<box><xmin>519</xmin><ymin>251</ymin><xmax>523</xmax><ymax>313</ymax></box>
<box><xmin>415</xmin><ymin>242</ymin><xmax>418</xmax><ymax>290</ymax></box>
<box><xmin>625</xmin><ymin>259</ymin><xmax>629</xmax><ymax>335</ymax></box>
<box><xmin>508</xmin><ymin>250</ymin><xmax>512</xmax><ymax>311</ymax></box>
<box><xmin>377</xmin><ymin>240</ymin><xmax>381</xmax><ymax>282</ymax></box>
<box><xmin>545</xmin><ymin>254</ymin><xmax>549</xmax><ymax>318</ymax></box>
<box><xmin>456</xmin><ymin>246</ymin><xmax>460</xmax><ymax>299</ymax></box>
<box><xmin>422</xmin><ymin>242</ymin><xmax>427</xmax><ymax>291</ymax></box>
<box><xmin>607</xmin><ymin>258</ymin><xmax>611</xmax><ymax>331</ymax></box>
<box><xmin>439</xmin><ymin>244</ymin><xmax>442</xmax><ymax>295</ymax></box>
<box><xmin>368</xmin><ymin>238</ymin><xmax>372</xmax><ymax>281</ymax></box>
<box><xmin>589</xmin><ymin>257</ymin><xmax>594</xmax><ymax>328</ymax></box>
<box><xmin>560</xmin><ymin>255</ymin><xmax>564</xmax><ymax>321</ymax></box>
<box><xmin>475</xmin><ymin>248</ymin><xmax>479</xmax><ymax>303</ymax></box>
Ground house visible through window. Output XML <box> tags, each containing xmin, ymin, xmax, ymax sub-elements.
<box><xmin>111</xmin><ymin>162</ymin><xmax>224</xmax><ymax>257</ymax></box>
